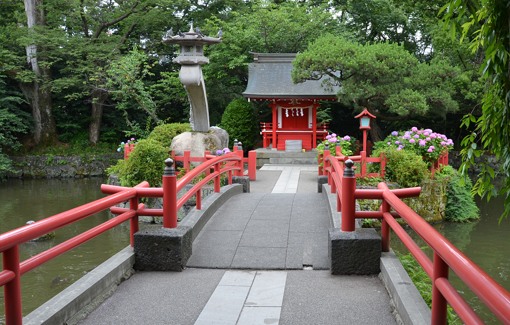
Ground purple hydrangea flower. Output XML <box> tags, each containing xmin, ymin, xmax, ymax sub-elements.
<box><xmin>411</xmin><ymin>127</ymin><xmax>418</xmax><ymax>132</ymax></box>
<box><xmin>419</xmin><ymin>140</ymin><xmax>426</xmax><ymax>146</ymax></box>
<box><xmin>391</xmin><ymin>131</ymin><xmax>398</xmax><ymax>136</ymax></box>
<box><xmin>223</xmin><ymin>148</ymin><xmax>231</xmax><ymax>153</ymax></box>
<box><xmin>331</xmin><ymin>133</ymin><xmax>337</xmax><ymax>137</ymax></box>
<box><xmin>403</xmin><ymin>135</ymin><xmax>410</xmax><ymax>140</ymax></box>
<box><xmin>127</xmin><ymin>140</ymin><xmax>130</xmax><ymax>143</ymax></box>
<box><xmin>409</xmin><ymin>139</ymin><xmax>415</xmax><ymax>143</ymax></box>
<box><xmin>424</xmin><ymin>132</ymin><xmax>430</xmax><ymax>136</ymax></box>
<box><xmin>414</xmin><ymin>135</ymin><xmax>419</xmax><ymax>139</ymax></box>
<box><xmin>328</xmin><ymin>138</ymin><xmax>336</xmax><ymax>143</ymax></box>
<box><xmin>441</xmin><ymin>141</ymin><xmax>446</xmax><ymax>146</ymax></box>
<box><xmin>343</xmin><ymin>135</ymin><xmax>351</xmax><ymax>141</ymax></box>
<box><xmin>387</xmin><ymin>142</ymin><xmax>391</xmax><ymax>145</ymax></box>
<box><xmin>216</xmin><ymin>150</ymin><xmax>223</xmax><ymax>155</ymax></box>
<box><xmin>131</xmin><ymin>138</ymin><xmax>135</xmax><ymax>141</ymax></box>
<box><xmin>427</xmin><ymin>148</ymin><xmax>433</xmax><ymax>153</ymax></box>
<box><xmin>426</xmin><ymin>137</ymin><xmax>431</xmax><ymax>141</ymax></box>
<box><xmin>430</xmin><ymin>134</ymin><xmax>436</xmax><ymax>139</ymax></box>
<box><xmin>395</xmin><ymin>141</ymin><xmax>400</xmax><ymax>145</ymax></box>
<box><xmin>326</xmin><ymin>135</ymin><xmax>331</xmax><ymax>140</ymax></box>
<box><xmin>425</xmin><ymin>129</ymin><xmax>432</xmax><ymax>133</ymax></box>
<box><xmin>397</xmin><ymin>147</ymin><xmax>402</xmax><ymax>151</ymax></box>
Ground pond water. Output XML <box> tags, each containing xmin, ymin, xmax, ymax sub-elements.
<box><xmin>390</xmin><ymin>192</ymin><xmax>510</xmax><ymax>324</ymax></box>
<box><xmin>0</xmin><ymin>177</ymin><xmax>509</xmax><ymax>324</ymax></box>
<box><xmin>0</xmin><ymin>177</ymin><xmax>132</xmax><ymax>324</ymax></box>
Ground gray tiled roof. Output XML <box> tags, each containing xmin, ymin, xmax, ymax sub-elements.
<box><xmin>242</xmin><ymin>53</ymin><xmax>340</xmax><ymax>99</ymax></box>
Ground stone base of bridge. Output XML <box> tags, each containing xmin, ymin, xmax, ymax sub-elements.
<box><xmin>134</xmin><ymin>226</ymin><xmax>192</xmax><ymax>272</ymax></box>
<box><xmin>329</xmin><ymin>228</ymin><xmax>381</xmax><ymax>275</ymax></box>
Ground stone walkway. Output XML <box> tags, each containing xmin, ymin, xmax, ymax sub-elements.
<box><xmin>78</xmin><ymin>164</ymin><xmax>397</xmax><ymax>325</ymax></box>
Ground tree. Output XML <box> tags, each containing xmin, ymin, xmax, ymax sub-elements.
<box><xmin>441</xmin><ymin>0</ymin><xmax>510</xmax><ymax>220</ymax></box>
<box><xmin>220</xmin><ymin>98</ymin><xmax>258</xmax><ymax>151</ymax></box>
<box><xmin>291</xmin><ymin>35</ymin><xmax>463</xmax><ymax>141</ymax></box>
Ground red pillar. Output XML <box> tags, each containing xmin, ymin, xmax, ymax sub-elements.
<box><xmin>341</xmin><ymin>159</ymin><xmax>356</xmax><ymax>232</ymax></box>
<box><xmin>163</xmin><ymin>158</ymin><xmax>177</xmax><ymax>228</ymax></box>
<box><xmin>431</xmin><ymin>252</ymin><xmax>449</xmax><ymax>325</ymax></box>
<box><xmin>271</xmin><ymin>104</ymin><xmax>277</xmax><ymax>150</ymax></box>
<box><xmin>3</xmin><ymin>245</ymin><xmax>22</xmax><ymax>325</ymax></box>
<box><xmin>312</xmin><ymin>104</ymin><xmax>317</xmax><ymax>148</ymax></box>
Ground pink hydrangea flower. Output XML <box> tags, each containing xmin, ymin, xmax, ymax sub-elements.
<box><xmin>411</xmin><ymin>127</ymin><xmax>418</xmax><ymax>132</ymax></box>
<box><xmin>409</xmin><ymin>139</ymin><xmax>415</xmax><ymax>143</ymax></box>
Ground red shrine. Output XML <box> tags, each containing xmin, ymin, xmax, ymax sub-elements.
<box><xmin>242</xmin><ymin>53</ymin><xmax>339</xmax><ymax>151</ymax></box>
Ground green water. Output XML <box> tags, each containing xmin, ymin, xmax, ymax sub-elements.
<box><xmin>390</xmin><ymin>193</ymin><xmax>510</xmax><ymax>324</ymax></box>
<box><xmin>0</xmin><ymin>177</ymin><xmax>132</xmax><ymax>324</ymax></box>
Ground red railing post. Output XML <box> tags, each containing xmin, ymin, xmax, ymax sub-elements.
<box><xmin>324</xmin><ymin>143</ymin><xmax>331</xmax><ymax>185</ymax></box>
<box><xmin>335</xmin><ymin>142</ymin><xmax>342</xmax><ymax>156</ymax></box>
<box><xmin>163</xmin><ymin>158</ymin><xmax>177</xmax><ymax>228</ymax></box>
<box><xmin>196</xmin><ymin>188</ymin><xmax>202</xmax><ymax>210</ymax></box>
<box><xmin>183</xmin><ymin>150</ymin><xmax>191</xmax><ymax>173</ymax></box>
<box><xmin>432</xmin><ymin>252</ymin><xmax>449</xmax><ymax>325</ymax></box>
<box><xmin>341</xmin><ymin>159</ymin><xmax>356</xmax><ymax>232</ymax></box>
<box><xmin>3</xmin><ymin>245</ymin><xmax>22</xmax><ymax>325</ymax></box>
<box><xmin>380</xmin><ymin>152</ymin><xmax>386</xmax><ymax>178</ymax></box>
<box><xmin>248</xmin><ymin>150</ymin><xmax>256</xmax><ymax>181</ymax></box>
<box><xmin>214</xmin><ymin>162</ymin><xmax>221</xmax><ymax>193</ymax></box>
<box><xmin>129</xmin><ymin>196</ymin><xmax>139</xmax><ymax>247</ymax></box>
<box><xmin>237</xmin><ymin>142</ymin><xmax>244</xmax><ymax>177</ymax></box>
<box><xmin>124</xmin><ymin>143</ymin><xmax>130</xmax><ymax>160</ymax></box>
<box><xmin>381</xmin><ymin>199</ymin><xmax>390</xmax><ymax>252</ymax></box>
<box><xmin>318</xmin><ymin>152</ymin><xmax>323</xmax><ymax>176</ymax></box>
<box><xmin>361</xmin><ymin>151</ymin><xmax>367</xmax><ymax>177</ymax></box>
<box><xmin>233</xmin><ymin>139</ymin><xmax>238</xmax><ymax>152</ymax></box>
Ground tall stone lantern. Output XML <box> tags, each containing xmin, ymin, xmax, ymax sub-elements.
<box><xmin>163</xmin><ymin>25</ymin><xmax>222</xmax><ymax>132</ymax></box>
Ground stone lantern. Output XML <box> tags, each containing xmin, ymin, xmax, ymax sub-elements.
<box><xmin>163</xmin><ymin>24</ymin><xmax>222</xmax><ymax>132</ymax></box>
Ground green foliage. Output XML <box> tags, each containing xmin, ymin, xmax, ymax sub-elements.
<box><xmin>442</xmin><ymin>0</ymin><xmax>510</xmax><ymax>221</ymax></box>
<box><xmin>220</xmin><ymin>99</ymin><xmax>258</xmax><ymax>150</ymax></box>
<box><xmin>0</xmin><ymin>74</ymin><xmax>32</xmax><ymax>179</ymax></box>
<box><xmin>373</xmin><ymin>147</ymin><xmax>429</xmax><ymax>188</ymax></box>
<box><xmin>443</xmin><ymin>175</ymin><xmax>480</xmax><ymax>223</ymax></box>
<box><xmin>292</xmin><ymin>35</ymin><xmax>463</xmax><ymax>140</ymax></box>
<box><xmin>108</xmin><ymin>139</ymin><xmax>168</xmax><ymax>187</ymax></box>
<box><xmin>396</xmin><ymin>251</ymin><xmax>461</xmax><ymax>324</ymax></box>
<box><xmin>148</xmin><ymin>123</ymin><xmax>191</xmax><ymax>148</ymax></box>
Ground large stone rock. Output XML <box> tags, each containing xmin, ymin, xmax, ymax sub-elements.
<box><xmin>170</xmin><ymin>127</ymin><xmax>229</xmax><ymax>164</ymax></box>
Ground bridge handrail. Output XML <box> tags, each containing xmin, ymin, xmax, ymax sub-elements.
<box><xmin>0</xmin><ymin>150</ymin><xmax>246</xmax><ymax>325</ymax></box>
<box><xmin>324</xmin><ymin>154</ymin><xmax>510</xmax><ymax>324</ymax></box>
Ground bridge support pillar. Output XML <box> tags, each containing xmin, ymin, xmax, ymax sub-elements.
<box><xmin>329</xmin><ymin>228</ymin><xmax>381</xmax><ymax>275</ymax></box>
<box><xmin>232</xmin><ymin>176</ymin><xmax>250</xmax><ymax>193</ymax></box>
<box><xmin>133</xmin><ymin>226</ymin><xmax>192</xmax><ymax>272</ymax></box>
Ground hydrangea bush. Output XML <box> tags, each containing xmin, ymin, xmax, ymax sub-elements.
<box><xmin>317</xmin><ymin>133</ymin><xmax>356</xmax><ymax>157</ymax></box>
<box><xmin>374</xmin><ymin>127</ymin><xmax>454</xmax><ymax>161</ymax></box>
<box><xmin>117</xmin><ymin>138</ymin><xmax>137</xmax><ymax>152</ymax></box>
<box><xmin>215</xmin><ymin>148</ymin><xmax>231</xmax><ymax>155</ymax></box>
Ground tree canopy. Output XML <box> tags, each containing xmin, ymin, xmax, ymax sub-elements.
<box><xmin>291</xmin><ymin>35</ymin><xmax>464</xmax><ymax>141</ymax></box>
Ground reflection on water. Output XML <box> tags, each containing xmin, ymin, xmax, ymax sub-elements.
<box><xmin>0</xmin><ymin>178</ymin><xmax>132</xmax><ymax>324</ymax></box>
<box><xmin>390</xmin><ymin>191</ymin><xmax>510</xmax><ymax>324</ymax></box>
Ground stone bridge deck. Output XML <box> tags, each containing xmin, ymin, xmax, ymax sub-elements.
<box><xmin>76</xmin><ymin>166</ymin><xmax>399</xmax><ymax>325</ymax></box>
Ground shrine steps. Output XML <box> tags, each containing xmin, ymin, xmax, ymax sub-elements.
<box><xmin>254</xmin><ymin>148</ymin><xmax>318</xmax><ymax>167</ymax></box>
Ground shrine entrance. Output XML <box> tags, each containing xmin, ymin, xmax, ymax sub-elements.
<box><xmin>242</xmin><ymin>53</ymin><xmax>339</xmax><ymax>151</ymax></box>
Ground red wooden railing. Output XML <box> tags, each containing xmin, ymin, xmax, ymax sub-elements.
<box><xmin>324</xmin><ymin>155</ymin><xmax>510</xmax><ymax>325</ymax></box>
<box><xmin>0</xmin><ymin>151</ymin><xmax>245</xmax><ymax>325</ymax></box>
<box><xmin>124</xmin><ymin>143</ymin><xmax>256</xmax><ymax>181</ymax></box>
<box><xmin>318</xmin><ymin>144</ymin><xmax>448</xmax><ymax>179</ymax></box>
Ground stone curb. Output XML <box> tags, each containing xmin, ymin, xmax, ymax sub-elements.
<box><xmin>23</xmin><ymin>246</ymin><xmax>135</xmax><ymax>325</ymax></box>
<box><xmin>180</xmin><ymin>184</ymin><xmax>243</xmax><ymax>241</ymax></box>
<box><xmin>380</xmin><ymin>250</ymin><xmax>431</xmax><ymax>325</ymax></box>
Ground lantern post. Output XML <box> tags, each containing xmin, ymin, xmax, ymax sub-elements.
<box><xmin>354</xmin><ymin>108</ymin><xmax>376</xmax><ymax>153</ymax></box>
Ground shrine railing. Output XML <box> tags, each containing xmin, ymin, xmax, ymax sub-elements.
<box><xmin>324</xmin><ymin>156</ymin><xmax>510</xmax><ymax>324</ymax></box>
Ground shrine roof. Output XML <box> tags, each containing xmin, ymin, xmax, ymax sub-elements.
<box><xmin>242</xmin><ymin>53</ymin><xmax>340</xmax><ymax>100</ymax></box>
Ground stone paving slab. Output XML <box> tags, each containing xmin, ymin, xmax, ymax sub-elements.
<box><xmin>79</xmin><ymin>269</ymin><xmax>397</xmax><ymax>325</ymax></box>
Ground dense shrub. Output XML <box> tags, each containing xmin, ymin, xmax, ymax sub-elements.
<box><xmin>108</xmin><ymin>138</ymin><xmax>168</xmax><ymax>187</ymax></box>
<box><xmin>148</xmin><ymin>123</ymin><xmax>191</xmax><ymax>148</ymax></box>
<box><xmin>220</xmin><ymin>99</ymin><xmax>258</xmax><ymax>150</ymax></box>
<box><xmin>370</xmin><ymin>147</ymin><xmax>429</xmax><ymax>188</ymax></box>
<box><xmin>436</xmin><ymin>166</ymin><xmax>480</xmax><ymax>222</ymax></box>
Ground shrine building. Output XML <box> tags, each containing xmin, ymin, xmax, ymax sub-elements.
<box><xmin>242</xmin><ymin>53</ymin><xmax>340</xmax><ymax>151</ymax></box>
